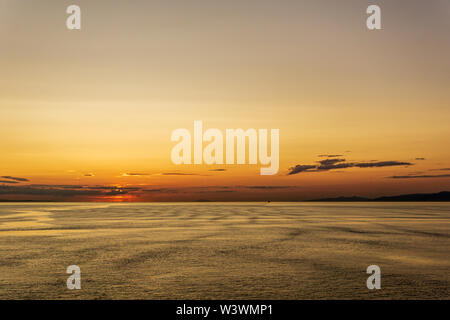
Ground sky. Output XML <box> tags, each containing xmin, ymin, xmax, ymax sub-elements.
<box><xmin>0</xmin><ymin>0</ymin><xmax>449</xmax><ymax>201</ymax></box>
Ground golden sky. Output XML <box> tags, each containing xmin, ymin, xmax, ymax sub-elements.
<box><xmin>1</xmin><ymin>0</ymin><xmax>449</xmax><ymax>201</ymax></box>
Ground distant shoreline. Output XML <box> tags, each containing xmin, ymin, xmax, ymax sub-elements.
<box><xmin>0</xmin><ymin>191</ymin><xmax>449</xmax><ymax>203</ymax></box>
<box><xmin>307</xmin><ymin>191</ymin><xmax>450</xmax><ymax>202</ymax></box>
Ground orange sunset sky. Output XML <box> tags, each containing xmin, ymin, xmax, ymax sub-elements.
<box><xmin>1</xmin><ymin>0</ymin><xmax>449</xmax><ymax>201</ymax></box>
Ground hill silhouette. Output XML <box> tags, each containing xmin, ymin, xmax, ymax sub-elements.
<box><xmin>308</xmin><ymin>191</ymin><xmax>450</xmax><ymax>202</ymax></box>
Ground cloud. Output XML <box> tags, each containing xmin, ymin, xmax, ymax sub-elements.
<box><xmin>243</xmin><ymin>185</ymin><xmax>296</xmax><ymax>190</ymax></box>
<box><xmin>387</xmin><ymin>174</ymin><xmax>450</xmax><ymax>179</ymax></box>
<box><xmin>104</xmin><ymin>189</ymin><xmax>127</xmax><ymax>195</ymax></box>
<box><xmin>0</xmin><ymin>185</ymin><xmax>105</xmax><ymax>196</ymax></box>
<box><xmin>0</xmin><ymin>184</ymin><xmax>145</xmax><ymax>197</ymax></box>
<box><xmin>288</xmin><ymin>165</ymin><xmax>317</xmax><ymax>175</ymax></box>
<box><xmin>141</xmin><ymin>188</ymin><xmax>165</xmax><ymax>193</ymax></box>
<box><xmin>162</xmin><ymin>173</ymin><xmax>194</xmax><ymax>175</ymax></box>
<box><xmin>316</xmin><ymin>163</ymin><xmax>354</xmax><ymax>171</ymax></box>
<box><xmin>161</xmin><ymin>172</ymin><xmax>207</xmax><ymax>176</ymax></box>
<box><xmin>353</xmin><ymin>161</ymin><xmax>412</xmax><ymax>168</ymax></box>
<box><xmin>193</xmin><ymin>190</ymin><xmax>235</xmax><ymax>193</ymax></box>
<box><xmin>288</xmin><ymin>159</ymin><xmax>413</xmax><ymax>175</ymax></box>
<box><xmin>415</xmin><ymin>158</ymin><xmax>426</xmax><ymax>160</ymax></box>
<box><xmin>143</xmin><ymin>185</ymin><xmax>297</xmax><ymax>193</ymax></box>
<box><xmin>0</xmin><ymin>180</ymin><xmax>20</xmax><ymax>184</ymax></box>
<box><xmin>429</xmin><ymin>168</ymin><xmax>450</xmax><ymax>171</ymax></box>
<box><xmin>84</xmin><ymin>173</ymin><xmax>95</xmax><ymax>177</ymax></box>
<box><xmin>142</xmin><ymin>188</ymin><xmax>180</xmax><ymax>194</ymax></box>
<box><xmin>317</xmin><ymin>158</ymin><xmax>346</xmax><ymax>166</ymax></box>
<box><xmin>209</xmin><ymin>169</ymin><xmax>227</xmax><ymax>172</ymax></box>
<box><xmin>1</xmin><ymin>176</ymin><xmax>29</xmax><ymax>182</ymax></box>
<box><xmin>87</xmin><ymin>186</ymin><xmax>141</xmax><ymax>191</ymax></box>
<box><xmin>87</xmin><ymin>186</ymin><xmax>116</xmax><ymax>190</ymax></box>
<box><xmin>317</xmin><ymin>162</ymin><xmax>353</xmax><ymax>171</ymax></box>
<box><xmin>30</xmin><ymin>184</ymin><xmax>85</xmax><ymax>189</ymax></box>
<box><xmin>318</xmin><ymin>154</ymin><xmax>343</xmax><ymax>158</ymax></box>
<box><xmin>122</xmin><ymin>173</ymin><xmax>149</xmax><ymax>177</ymax></box>
<box><xmin>120</xmin><ymin>187</ymin><xmax>142</xmax><ymax>191</ymax></box>
<box><xmin>195</xmin><ymin>186</ymin><xmax>231</xmax><ymax>189</ymax></box>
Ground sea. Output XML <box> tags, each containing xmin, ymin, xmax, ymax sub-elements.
<box><xmin>0</xmin><ymin>202</ymin><xmax>448</xmax><ymax>299</ymax></box>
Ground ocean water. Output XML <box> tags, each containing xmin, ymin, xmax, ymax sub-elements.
<box><xmin>0</xmin><ymin>202</ymin><xmax>448</xmax><ymax>299</ymax></box>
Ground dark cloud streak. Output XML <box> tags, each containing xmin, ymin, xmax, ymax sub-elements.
<box><xmin>243</xmin><ymin>186</ymin><xmax>296</xmax><ymax>190</ymax></box>
<box><xmin>1</xmin><ymin>176</ymin><xmax>29</xmax><ymax>182</ymax></box>
<box><xmin>288</xmin><ymin>160</ymin><xmax>413</xmax><ymax>175</ymax></box>
<box><xmin>318</xmin><ymin>154</ymin><xmax>343</xmax><ymax>158</ymax></box>
<box><xmin>288</xmin><ymin>165</ymin><xmax>317</xmax><ymax>175</ymax></box>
